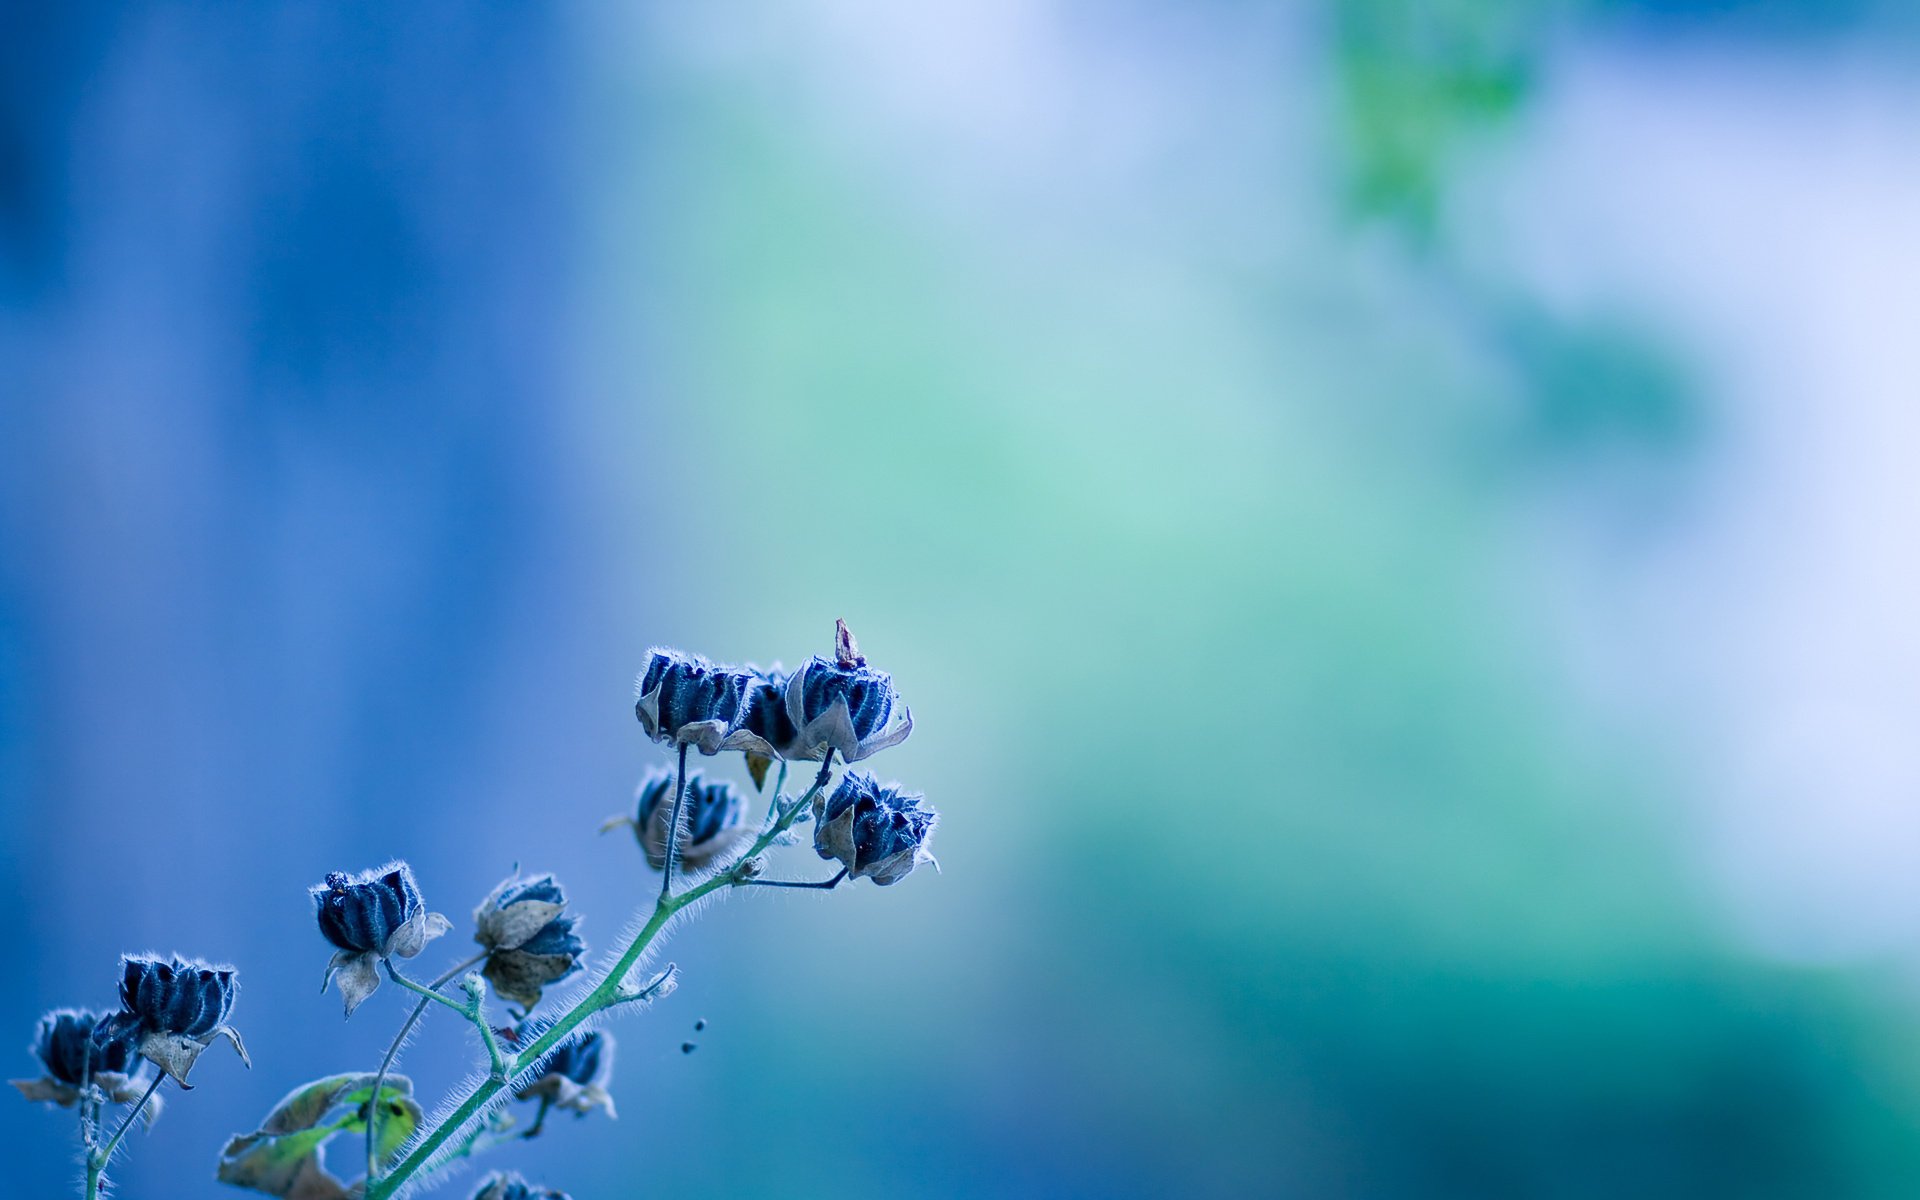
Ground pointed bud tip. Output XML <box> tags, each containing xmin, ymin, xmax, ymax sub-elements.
<box><xmin>834</xmin><ymin>618</ymin><xmax>865</xmax><ymax>669</ymax></box>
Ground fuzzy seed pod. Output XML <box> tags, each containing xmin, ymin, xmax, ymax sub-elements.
<box><xmin>813</xmin><ymin>772</ymin><xmax>939</xmax><ymax>886</ymax></box>
<box><xmin>95</xmin><ymin>955</ymin><xmax>250</xmax><ymax>1087</ymax></box>
<box><xmin>726</xmin><ymin>666</ymin><xmax>799</xmax><ymax>758</ymax></box>
<box><xmin>606</xmin><ymin>769</ymin><xmax>751</xmax><ymax>871</ymax></box>
<box><xmin>512</xmin><ymin>1025</ymin><xmax>615</xmax><ymax>1122</ymax></box>
<box><xmin>633</xmin><ymin>649</ymin><xmax>758</xmax><ymax>755</ymax></box>
<box><xmin>472</xmin><ymin>1171</ymin><xmax>570</xmax><ymax>1200</ymax></box>
<box><xmin>9</xmin><ymin>1008</ymin><xmax>161</xmax><ymax>1118</ymax></box>
<box><xmin>472</xmin><ymin>872</ymin><xmax>586</xmax><ymax>1013</ymax></box>
<box><xmin>312</xmin><ymin>863</ymin><xmax>452</xmax><ymax>1016</ymax></box>
<box><xmin>782</xmin><ymin>621</ymin><xmax>912</xmax><ymax>763</ymax></box>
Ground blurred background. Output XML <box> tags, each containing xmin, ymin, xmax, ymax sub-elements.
<box><xmin>5</xmin><ymin>1</ymin><xmax>1920</xmax><ymax>1196</ymax></box>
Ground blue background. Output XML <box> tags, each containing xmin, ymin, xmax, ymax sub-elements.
<box><xmin>7</xmin><ymin>2</ymin><xmax>1920</xmax><ymax>1197</ymax></box>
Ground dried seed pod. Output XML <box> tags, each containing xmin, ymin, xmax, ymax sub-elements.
<box><xmin>633</xmin><ymin>649</ymin><xmax>755</xmax><ymax>755</ymax></box>
<box><xmin>812</xmin><ymin>772</ymin><xmax>939</xmax><ymax>886</ymax></box>
<box><xmin>311</xmin><ymin>863</ymin><xmax>452</xmax><ymax>1016</ymax></box>
<box><xmin>472</xmin><ymin>872</ymin><xmax>586</xmax><ymax>1012</ymax></box>
<box><xmin>95</xmin><ymin>955</ymin><xmax>249</xmax><ymax>1087</ymax></box>
<box><xmin>781</xmin><ymin>621</ymin><xmax>912</xmax><ymax>763</ymax></box>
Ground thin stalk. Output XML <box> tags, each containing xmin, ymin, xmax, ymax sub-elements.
<box><xmin>365</xmin><ymin>754</ymin><xmax>836</xmax><ymax>1200</ymax></box>
<box><xmin>763</xmin><ymin>759</ymin><xmax>790</xmax><ymax>824</ymax></box>
<box><xmin>366</xmin><ymin>952</ymin><xmax>486</xmax><ymax>1182</ymax></box>
<box><xmin>383</xmin><ymin>965</ymin><xmax>508</xmax><ymax>1078</ymax></box>
<box><xmin>83</xmin><ymin>1071</ymin><xmax>164</xmax><ymax>1199</ymax></box>
<box><xmin>660</xmin><ymin>743</ymin><xmax>690</xmax><ymax>900</ymax></box>
<box><xmin>739</xmin><ymin>867</ymin><xmax>848</xmax><ymax>890</ymax></box>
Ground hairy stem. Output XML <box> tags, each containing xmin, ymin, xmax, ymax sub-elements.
<box><xmin>660</xmin><ymin>742</ymin><xmax>690</xmax><ymax>901</ymax></box>
<box><xmin>384</xmin><ymin>965</ymin><xmax>508</xmax><ymax>1077</ymax></box>
<box><xmin>763</xmin><ymin>759</ymin><xmax>790</xmax><ymax>824</ymax></box>
<box><xmin>366</xmin><ymin>952</ymin><xmax>486</xmax><ymax>1183</ymax></box>
<box><xmin>365</xmin><ymin>754</ymin><xmax>836</xmax><ymax>1200</ymax></box>
<box><xmin>83</xmin><ymin>1071</ymin><xmax>164</xmax><ymax>1199</ymax></box>
<box><xmin>739</xmin><ymin>867</ymin><xmax>848</xmax><ymax>890</ymax></box>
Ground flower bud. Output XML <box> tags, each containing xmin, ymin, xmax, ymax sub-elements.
<box><xmin>633</xmin><ymin>648</ymin><xmax>756</xmax><ymax>755</ymax></box>
<box><xmin>511</xmin><ymin>1025</ymin><xmax>615</xmax><ymax>1121</ymax></box>
<box><xmin>312</xmin><ymin>863</ymin><xmax>452</xmax><ymax>1016</ymax></box>
<box><xmin>813</xmin><ymin>772</ymin><xmax>939</xmax><ymax>886</ymax></box>
<box><xmin>472</xmin><ymin>872</ymin><xmax>586</xmax><ymax>1013</ymax></box>
<box><xmin>473</xmin><ymin>1173</ymin><xmax>570</xmax><ymax>1200</ymax></box>
<box><xmin>727</xmin><ymin>666</ymin><xmax>799</xmax><ymax>758</ymax></box>
<box><xmin>9</xmin><ymin>1008</ymin><xmax>159</xmax><ymax>1115</ymax></box>
<box><xmin>95</xmin><ymin>955</ymin><xmax>250</xmax><ymax>1087</ymax></box>
<box><xmin>42</xmin><ymin>1008</ymin><xmax>133</xmax><ymax>1085</ymax></box>
<box><xmin>613</xmin><ymin>769</ymin><xmax>750</xmax><ymax>870</ymax></box>
<box><xmin>782</xmin><ymin>621</ymin><xmax>912</xmax><ymax>763</ymax></box>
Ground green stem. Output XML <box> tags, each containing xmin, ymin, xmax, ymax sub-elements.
<box><xmin>366</xmin><ymin>952</ymin><xmax>486</xmax><ymax>1183</ymax></box>
<box><xmin>364</xmin><ymin>756</ymin><xmax>836</xmax><ymax>1200</ymax></box>
<box><xmin>384</xmin><ymin>966</ymin><xmax>470</xmax><ymax>1018</ymax></box>
<box><xmin>522</xmin><ymin>1095</ymin><xmax>554</xmax><ymax>1140</ymax></box>
<box><xmin>764</xmin><ymin>759</ymin><xmax>790</xmax><ymax>825</ymax></box>
<box><xmin>384</xmin><ymin>964</ymin><xmax>508</xmax><ymax>1077</ymax></box>
<box><xmin>83</xmin><ymin>1071</ymin><xmax>164</xmax><ymax>1199</ymax></box>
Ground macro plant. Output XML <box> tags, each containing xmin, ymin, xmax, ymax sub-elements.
<box><xmin>17</xmin><ymin>621</ymin><xmax>936</xmax><ymax>1198</ymax></box>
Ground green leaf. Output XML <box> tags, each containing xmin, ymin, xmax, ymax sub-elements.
<box><xmin>336</xmin><ymin>1079</ymin><xmax>424</xmax><ymax>1164</ymax></box>
<box><xmin>216</xmin><ymin>1073</ymin><xmax>420</xmax><ymax>1197</ymax></box>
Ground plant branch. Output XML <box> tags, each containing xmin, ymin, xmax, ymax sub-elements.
<box><xmin>366</xmin><ymin>951</ymin><xmax>486</xmax><ymax>1182</ymax></box>
<box><xmin>384</xmin><ymin>963</ymin><xmax>508</xmax><ymax>1078</ymax></box>
<box><xmin>738</xmin><ymin>867</ymin><xmax>847</xmax><ymax>890</ymax></box>
<box><xmin>660</xmin><ymin>742</ymin><xmax>690</xmax><ymax>900</ymax></box>
<box><xmin>83</xmin><ymin>1070</ymin><xmax>164</xmax><ymax>1199</ymax></box>
<box><xmin>364</xmin><ymin>753</ymin><xmax>837</xmax><ymax>1200</ymax></box>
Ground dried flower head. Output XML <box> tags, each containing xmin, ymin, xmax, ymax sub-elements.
<box><xmin>606</xmin><ymin>769</ymin><xmax>750</xmax><ymax>870</ymax></box>
<box><xmin>312</xmin><ymin>863</ymin><xmax>452</xmax><ymax>1016</ymax></box>
<box><xmin>782</xmin><ymin>620</ymin><xmax>912</xmax><ymax>763</ymax></box>
<box><xmin>633</xmin><ymin>649</ymin><xmax>757</xmax><ymax>755</ymax></box>
<box><xmin>512</xmin><ymin>1025</ymin><xmax>615</xmax><ymax>1122</ymax></box>
<box><xmin>472</xmin><ymin>872</ymin><xmax>586</xmax><ymax>1013</ymax></box>
<box><xmin>472</xmin><ymin>1172</ymin><xmax>570</xmax><ymax>1200</ymax></box>
<box><xmin>727</xmin><ymin>665</ymin><xmax>799</xmax><ymax>759</ymax></box>
<box><xmin>9</xmin><ymin>1008</ymin><xmax>160</xmax><ymax>1118</ymax></box>
<box><xmin>95</xmin><ymin>955</ymin><xmax>250</xmax><ymax>1087</ymax></box>
<box><xmin>813</xmin><ymin>772</ymin><xmax>939</xmax><ymax>885</ymax></box>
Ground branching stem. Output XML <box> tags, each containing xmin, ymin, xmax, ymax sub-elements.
<box><xmin>83</xmin><ymin>1070</ymin><xmax>164</xmax><ymax>1200</ymax></box>
<box><xmin>366</xmin><ymin>951</ymin><xmax>486</xmax><ymax>1181</ymax></box>
<box><xmin>364</xmin><ymin>752</ymin><xmax>837</xmax><ymax>1200</ymax></box>
<box><xmin>384</xmin><ymin>963</ymin><xmax>508</xmax><ymax>1078</ymax></box>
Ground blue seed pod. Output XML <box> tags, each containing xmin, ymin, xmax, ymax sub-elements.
<box><xmin>511</xmin><ymin>1023</ymin><xmax>615</xmax><ymax>1121</ymax></box>
<box><xmin>781</xmin><ymin>621</ymin><xmax>912</xmax><ymax>763</ymax></box>
<box><xmin>473</xmin><ymin>872</ymin><xmax>587</xmax><ymax>1012</ymax></box>
<box><xmin>627</xmin><ymin>769</ymin><xmax>749</xmax><ymax>869</ymax></box>
<box><xmin>813</xmin><ymin>772</ymin><xmax>939</xmax><ymax>886</ymax></box>
<box><xmin>314</xmin><ymin>864</ymin><xmax>424</xmax><ymax>955</ymax></box>
<box><xmin>541</xmin><ymin>1029</ymin><xmax>608</xmax><ymax>1088</ymax></box>
<box><xmin>96</xmin><ymin>954</ymin><xmax>249</xmax><ymax>1086</ymax></box>
<box><xmin>729</xmin><ymin>667</ymin><xmax>800</xmax><ymax>757</ymax></box>
<box><xmin>10</xmin><ymin>1008</ymin><xmax>157</xmax><ymax>1112</ymax></box>
<box><xmin>116</xmin><ymin>955</ymin><xmax>237</xmax><ymax>1039</ymax></box>
<box><xmin>472</xmin><ymin>1172</ymin><xmax>570</xmax><ymax>1200</ymax></box>
<box><xmin>634</xmin><ymin>649</ymin><xmax>755</xmax><ymax>755</ymax></box>
<box><xmin>313</xmin><ymin>862</ymin><xmax>453</xmax><ymax>1016</ymax></box>
<box><xmin>32</xmin><ymin>1009</ymin><xmax>133</xmax><ymax>1086</ymax></box>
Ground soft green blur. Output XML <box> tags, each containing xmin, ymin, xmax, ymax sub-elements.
<box><xmin>554</xmin><ymin>2</ymin><xmax>1920</xmax><ymax>1195</ymax></box>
